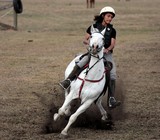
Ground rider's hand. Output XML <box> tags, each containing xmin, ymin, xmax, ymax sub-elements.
<box><xmin>83</xmin><ymin>40</ymin><xmax>89</xmax><ymax>45</ymax></box>
<box><xmin>104</xmin><ymin>48</ymin><xmax>110</xmax><ymax>54</ymax></box>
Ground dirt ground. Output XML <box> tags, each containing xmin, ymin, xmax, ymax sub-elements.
<box><xmin>0</xmin><ymin>0</ymin><xmax>160</xmax><ymax>140</ymax></box>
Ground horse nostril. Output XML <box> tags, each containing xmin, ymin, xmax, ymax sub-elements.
<box><xmin>92</xmin><ymin>44</ymin><xmax>97</xmax><ymax>49</ymax></box>
<box><xmin>96</xmin><ymin>45</ymin><xmax>99</xmax><ymax>49</ymax></box>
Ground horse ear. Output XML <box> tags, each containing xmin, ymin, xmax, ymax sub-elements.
<box><xmin>101</xmin><ymin>28</ymin><xmax>106</xmax><ymax>36</ymax></box>
<box><xmin>91</xmin><ymin>25</ymin><xmax>99</xmax><ymax>34</ymax></box>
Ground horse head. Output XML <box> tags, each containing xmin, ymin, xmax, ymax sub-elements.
<box><xmin>88</xmin><ymin>25</ymin><xmax>106</xmax><ymax>56</ymax></box>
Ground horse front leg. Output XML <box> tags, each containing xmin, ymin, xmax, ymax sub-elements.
<box><xmin>61</xmin><ymin>99</ymin><xmax>93</xmax><ymax>136</ymax></box>
<box><xmin>64</xmin><ymin>104</ymin><xmax>71</xmax><ymax>117</ymax></box>
<box><xmin>53</xmin><ymin>92</ymin><xmax>73</xmax><ymax>121</ymax></box>
<box><xmin>96</xmin><ymin>98</ymin><xmax>108</xmax><ymax>121</ymax></box>
<box><xmin>63</xmin><ymin>90</ymin><xmax>72</xmax><ymax>116</ymax></box>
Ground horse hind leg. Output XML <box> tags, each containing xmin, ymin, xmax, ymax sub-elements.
<box><xmin>61</xmin><ymin>99</ymin><xmax>93</xmax><ymax>136</ymax></box>
<box><xmin>96</xmin><ymin>98</ymin><xmax>114</xmax><ymax>130</ymax></box>
<box><xmin>96</xmin><ymin>98</ymin><xmax>108</xmax><ymax>120</ymax></box>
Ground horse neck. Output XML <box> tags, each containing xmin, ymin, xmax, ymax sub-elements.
<box><xmin>87</xmin><ymin>51</ymin><xmax>104</xmax><ymax>80</ymax></box>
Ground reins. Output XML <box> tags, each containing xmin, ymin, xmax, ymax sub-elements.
<box><xmin>85</xmin><ymin>56</ymin><xmax>104</xmax><ymax>75</ymax></box>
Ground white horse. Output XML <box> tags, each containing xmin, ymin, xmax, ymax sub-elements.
<box><xmin>54</xmin><ymin>26</ymin><xmax>109</xmax><ymax>136</ymax></box>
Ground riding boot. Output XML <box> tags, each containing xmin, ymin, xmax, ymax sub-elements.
<box><xmin>108</xmin><ymin>80</ymin><xmax>121</xmax><ymax>108</ymax></box>
<box><xmin>59</xmin><ymin>65</ymin><xmax>81</xmax><ymax>90</ymax></box>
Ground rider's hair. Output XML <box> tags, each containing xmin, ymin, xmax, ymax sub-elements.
<box><xmin>94</xmin><ymin>14</ymin><xmax>104</xmax><ymax>23</ymax></box>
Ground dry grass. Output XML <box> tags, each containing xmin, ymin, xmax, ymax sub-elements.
<box><xmin>0</xmin><ymin>0</ymin><xmax>160</xmax><ymax>139</ymax></box>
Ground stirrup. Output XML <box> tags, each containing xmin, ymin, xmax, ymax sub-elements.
<box><xmin>59</xmin><ymin>79</ymin><xmax>71</xmax><ymax>90</ymax></box>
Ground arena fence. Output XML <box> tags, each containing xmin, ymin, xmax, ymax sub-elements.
<box><xmin>0</xmin><ymin>0</ymin><xmax>23</xmax><ymax>30</ymax></box>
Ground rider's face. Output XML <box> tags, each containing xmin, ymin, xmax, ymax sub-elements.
<box><xmin>102</xmin><ymin>13</ymin><xmax>114</xmax><ymax>25</ymax></box>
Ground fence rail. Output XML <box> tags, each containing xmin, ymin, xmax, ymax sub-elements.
<box><xmin>0</xmin><ymin>0</ymin><xmax>12</xmax><ymax>2</ymax></box>
<box><xmin>0</xmin><ymin>4</ymin><xmax>13</xmax><ymax>11</ymax></box>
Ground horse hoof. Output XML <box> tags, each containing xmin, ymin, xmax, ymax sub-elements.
<box><xmin>101</xmin><ymin>116</ymin><xmax>107</xmax><ymax>121</ymax></box>
<box><xmin>60</xmin><ymin>132</ymin><xmax>68</xmax><ymax>139</ymax></box>
<box><xmin>53</xmin><ymin>113</ymin><xmax>59</xmax><ymax>121</ymax></box>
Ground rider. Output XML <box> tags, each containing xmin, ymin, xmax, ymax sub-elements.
<box><xmin>59</xmin><ymin>6</ymin><xmax>121</xmax><ymax>108</ymax></box>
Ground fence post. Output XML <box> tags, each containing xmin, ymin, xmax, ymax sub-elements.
<box><xmin>13</xmin><ymin>0</ymin><xmax>23</xmax><ymax>30</ymax></box>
